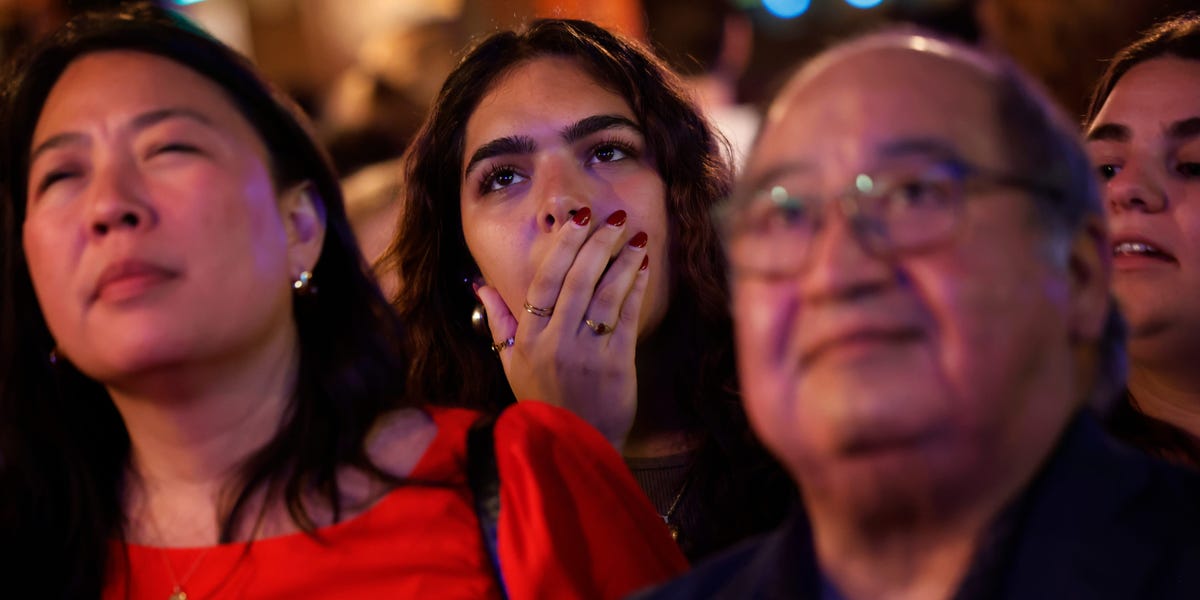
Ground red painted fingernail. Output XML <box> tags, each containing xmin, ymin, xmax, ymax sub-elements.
<box><xmin>640</xmin><ymin>255</ymin><xmax>649</xmax><ymax>271</ymax></box>
<box><xmin>571</xmin><ymin>207</ymin><xmax>591</xmax><ymax>226</ymax></box>
<box><xmin>628</xmin><ymin>231</ymin><xmax>648</xmax><ymax>248</ymax></box>
<box><xmin>606</xmin><ymin>210</ymin><xmax>627</xmax><ymax>227</ymax></box>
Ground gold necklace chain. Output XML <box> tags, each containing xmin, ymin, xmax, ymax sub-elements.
<box><xmin>157</xmin><ymin>545</ymin><xmax>213</xmax><ymax>600</ymax></box>
<box><xmin>660</xmin><ymin>469</ymin><xmax>693</xmax><ymax>541</ymax></box>
<box><xmin>144</xmin><ymin>503</ymin><xmax>214</xmax><ymax>600</ymax></box>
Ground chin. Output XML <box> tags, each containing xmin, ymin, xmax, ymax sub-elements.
<box><xmin>794</xmin><ymin>426</ymin><xmax>960</xmax><ymax>520</ymax></box>
<box><xmin>69</xmin><ymin>335</ymin><xmax>195</xmax><ymax>385</ymax></box>
<box><xmin>806</xmin><ymin>371</ymin><xmax>944</xmax><ymax>432</ymax></box>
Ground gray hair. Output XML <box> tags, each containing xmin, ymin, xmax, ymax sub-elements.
<box><xmin>984</xmin><ymin>43</ymin><xmax>1127</xmax><ymax>413</ymax></box>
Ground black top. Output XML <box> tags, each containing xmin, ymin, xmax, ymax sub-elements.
<box><xmin>1106</xmin><ymin>392</ymin><xmax>1200</xmax><ymax>469</ymax></box>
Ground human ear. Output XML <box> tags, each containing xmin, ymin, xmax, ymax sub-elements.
<box><xmin>281</xmin><ymin>182</ymin><xmax>327</xmax><ymax>278</ymax></box>
<box><xmin>1066</xmin><ymin>213</ymin><xmax>1110</xmax><ymax>343</ymax></box>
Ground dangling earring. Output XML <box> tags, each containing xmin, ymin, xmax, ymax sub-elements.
<box><xmin>48</xmin><ymin>346</ymin><xmax>60</xmax><ymax>366</ymax></box>
<box><xmin>463</xmin><ymin>275</ymin><xmax>489</xmax><ymax>337</ymax></box>
<box><xmin>292</xmin><ymin>270</ymin><xmax>315</xmax><ymax>295</ymax></box>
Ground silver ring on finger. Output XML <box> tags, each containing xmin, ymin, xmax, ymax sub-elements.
<box><xmin>523</xmin><ymin>301</ymin><xmax>554</xmax><ymax>318</ymax></box>
<box><xmin>491</xmin><ymin>336</ymin><xmax>515</xmax><ymax>354</ymax></box>
<box><xmin>584</xmin><ymin>319</ymin><xmax>615</xmax><ymax>335</ymax></box>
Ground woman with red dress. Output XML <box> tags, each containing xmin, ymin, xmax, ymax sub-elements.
<box><xmin>384</xmin><ymin>18</ymin><xmax>796</xmax><ymax>563</ymax></box>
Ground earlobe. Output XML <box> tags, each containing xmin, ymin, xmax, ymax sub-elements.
<box><xmin>1067</xmin><ymin>213</ymin><xmax>1111</xmax><ymax>342</ymax></box>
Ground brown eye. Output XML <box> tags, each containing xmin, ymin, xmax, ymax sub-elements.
<box><xmin>480</xmin><ymin>165</ymin><xmax>527</xmax><ymax>194</ymax></box>
<box><xmin>587</xmin><ymin>141</ymin><xmax>636</xmax><ymax>165</ymax></box>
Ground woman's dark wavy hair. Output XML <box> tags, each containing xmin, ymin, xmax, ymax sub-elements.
<box><xmin>386</xmin><ymin>18</ymin><xmax>792</xmax><ymax>558</ymax></box>
<box><xmin>0</xmin><ymin>4</ymin><xmax>409</xmax><ymax>597</ymax></box>
<box><xmin>1085</xmin><ymin>12</ymin><xmax>1200</xmax><ymax>125</ymax></box>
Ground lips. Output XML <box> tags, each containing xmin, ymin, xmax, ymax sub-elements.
<box><xmin>91</xmin><ymin>259</ymin><xmax>179</xmax><ymax>303</ymax></box>
<box><xmin>799</xmin><ymin>326</ymin><xmax>924</xmax><ymax>367</ymax></box>
<box><xmin>1111</xmin><ymin>236</ymin><xmax>1176</xmax><ymax>263</ymax></box>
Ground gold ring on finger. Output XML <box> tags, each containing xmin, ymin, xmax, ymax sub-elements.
<box><xmin>585</xmin><ymin>319</ymin><xmax>615</xmax><ymax>335</ymax></box>
<box><xmin>491</xmin><ymin>336</ymin><xmax>515</xmax><ymax>354</ymax></box>
<box><xmin>523</xmin><ymin>301</ymin><xmax>554</xmax><ymax>318</ymax></box>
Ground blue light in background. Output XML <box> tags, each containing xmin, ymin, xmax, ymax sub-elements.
<box><xmin>172</xmin><ymin>0</ymin><xmax>208</xmax><ymax>5</ymax></box>
<box><xmin>762</xmin><ymin>0</ymin><xmax>811</xmax><ymax>19</ymax></box>
<box><xmin>844</xmin><ymin>0</ymin><xmax>884</xmax><ymax>8</ymax></box>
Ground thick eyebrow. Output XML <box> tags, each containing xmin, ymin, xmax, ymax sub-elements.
<box><xmin>1167</xmin><ymin>116</ymin><xmax>1200</xmax><ymax>142</ymax></box>
<box><xmin>29</xmin><ymin>107</ymin><xmax>214</xmax><ymax>164</ymax></box>
<box><xmin>562</xmin><ymin>114</ymin><xmax>640</xmax><ymax>144</ymax></box>
<box><xmin>1086</xmin><ymin>123</ymin><xmax>1130</xmax><ymax>143</ymax></box>
<box><xmin>462</xmin><ymin>114</ymin><xmax>641</xmax><ymax>181</ymax></box>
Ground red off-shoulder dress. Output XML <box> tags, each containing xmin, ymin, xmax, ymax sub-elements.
<box><xmin>104</xmin><ymin>402</ymin><xmax>687</xmax><ymax>599</ymax></box>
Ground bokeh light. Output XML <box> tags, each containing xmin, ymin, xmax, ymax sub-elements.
<box><xmin>762</xmin><ymin>0</ymin><xmax>812</xmax><ymax>19</ymax></box>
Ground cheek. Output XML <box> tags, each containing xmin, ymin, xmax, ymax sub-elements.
<box><xmin>160</xmin><ymin>172</ymin><xmax>292</xmax><ymax>308</ymax></box>
<box><xmin>626</xmin><ymin>175</ymin><xmax>671</xmax><ymax>321</ymax></box>
<box><xmin>462</xmin><ymin>209</ymin><xmax>536</xmax><ymax>313</ymax></box>
<box><xmin>912</xmin><ymin>254</ymin><xmax>1067</xmax><ymax>414</ymax></box>
<box><xmin>732</xmin><ymin>281</ymin><xmax>800</xmax><ymax>439</ymax></box>
<box><xmin>22</xmin><ymin>220</ymin><xmax>76</xmax><ymax>332</ymax></box>
<box><xmin>1175</xmin><ymin>198</ymin><xmax>1200</xmax><ymax>271</ymax></box>
<box><xmin>630</xmin><ymin>176</ymin><xmax>670</xmax><ymax>254</ymax></box>
<box><xmin>913</xmin><ymin>263</ymin><xmax>1004</xmax><ymax>392</ymax></box>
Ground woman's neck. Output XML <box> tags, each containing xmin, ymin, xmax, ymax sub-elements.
<box><xmin>624</xmin><ymin>329</ymin><xmax>699</xmax><ymax>458</ymax></box>
<box><xmin>114</xmin><ymin>326</ymin><xmax>300</xmax><ymax>546</ymax></box>
<box><xmin>1128</xmin><ymin>364</ymin><xmax>1200</xmax><ymax>441</ymax></box>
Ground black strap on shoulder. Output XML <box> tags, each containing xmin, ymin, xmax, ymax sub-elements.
<box><xmin>466</xmin><ymin>414</ymin><xmax>509</xmax><ymax>599</ymax></box>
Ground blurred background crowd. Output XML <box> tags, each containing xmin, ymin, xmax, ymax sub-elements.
<box><xmin>1</xmin><ymin>0</ymin><xmax>1193</xmax><ymax>271</ymax></box>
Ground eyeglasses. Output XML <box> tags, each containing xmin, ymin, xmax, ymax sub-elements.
<box><xmin>718</xmin><ymin>158</ymin><xmax>1061</xmax><ymax>278</ymax></box>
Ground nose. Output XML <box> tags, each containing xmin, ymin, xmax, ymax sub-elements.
<box><xmin>86</xmin><ymin>158</ymin><xmax>155</xmax><ymax>238</ymax></box>
<box><xmin>1106</xmin><ymin>161</ymin><xmax>1167</xmax><ymax>214</ymax></box>
<box><xmin>798</xmin><ymin>204</ymin><xmax>895</xmax><ymax>305</ymax></box>
<box><xmin>534</xmin><ymin>157</ymin><xmax>591</xmax><ymax>233</ymax></box>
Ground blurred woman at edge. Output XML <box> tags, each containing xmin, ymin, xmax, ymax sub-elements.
<box><xmin>1085</xmin><ymin>12</ymin><xmax>1200</xmax><ymax>468</ymax></box>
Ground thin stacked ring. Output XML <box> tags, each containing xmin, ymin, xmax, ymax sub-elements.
<box><xmin>523</xmin><ymin>301</ymin><xmax>554</xmax><ymax>318</ymax></box>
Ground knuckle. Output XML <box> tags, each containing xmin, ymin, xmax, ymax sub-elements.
<box><xmin>591</xmin><ymin>285</ymin><xmax>623</xmax><ymax>308</ymax></box>
<box><xmin>560</xmin><ymin>273</ymin><xmax>593</xmax><ymax>296</ymax></box>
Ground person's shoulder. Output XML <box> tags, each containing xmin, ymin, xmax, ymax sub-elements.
<box><xmin>366</xmin><ymin>407</ymin><xmax>465</xmax><ymax>478</ymax></box>
<box><xmin>1005</xmin><ymin>414</ymin><xmax>1200</xmax><ymax>598</ymax></box>
<box><xmin>1094</xmin><ymin>417</ymin><xmax>1200</xmax><ymax>521</ymax></box>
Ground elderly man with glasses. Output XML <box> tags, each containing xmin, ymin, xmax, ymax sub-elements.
<box><xmin>641</xmin><ymin>30</ymin><xmax>1200</xmax><ymax>600</ymax></box>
